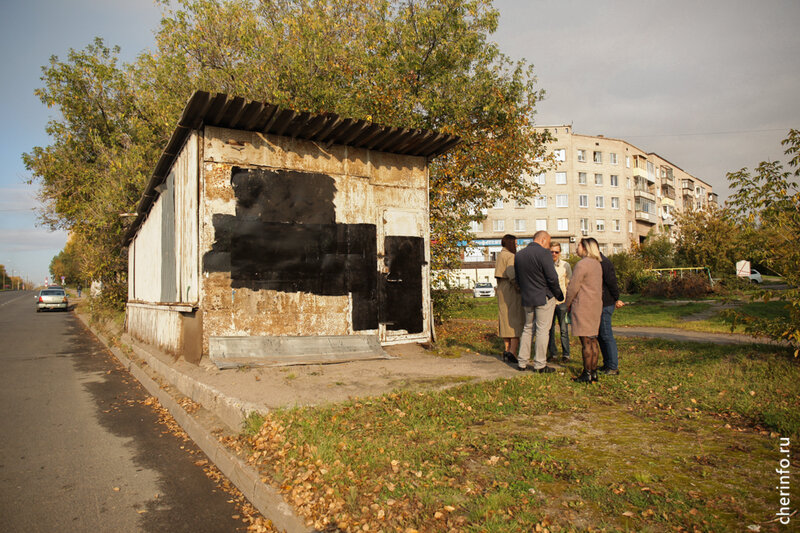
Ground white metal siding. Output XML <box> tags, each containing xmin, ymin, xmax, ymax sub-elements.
<box><xmin>175</xmin><ymin>133</ymin><xmax>199</xmax><ymax>303</ymax></box>
<box><xmin>130</xmin><ymin>133</ymin><xmax>199</xmax><ymax>304</ymax></box>
<box><xmin>126</xmin><ymin>303</ymin><xmax>182</xmax><ymax>354</ymax></box>
<box><xmin>133</xmin><ymin>192</ymin><xmax>164</xmax><ymax>302</ymax></box>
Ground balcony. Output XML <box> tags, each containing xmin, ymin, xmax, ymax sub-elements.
<box><xmin>682</xmin><ymin>195</ymin><xmax>694</xmax><ymax>209</ymax></box>
<box><xmin>661</xmin><ymin>184</ymin><xmax>676</xmax><ymax>199</ymax></box>
<box><xmin>632</xmin><ymin>167</ymin><xmax>647</xmax><ymax>179</ymax></box>
<box><xmin>634</xmin><ymin>189</ymin><xmax>656</xmax><ymax>202</ymax></box>
<box><xmin>661</xmin><ymin>197</ymin><xmax>675</xmax><ymax>207</ymax></box>
<box><xmin>635</xmin><ymin>210</ymin><xmax>656</xmax><ymax>224</ymax></box>
<box><xmin>708</xmin><ymin>192</ymin><xmax>719</xmax><ymax>204</ymax></box>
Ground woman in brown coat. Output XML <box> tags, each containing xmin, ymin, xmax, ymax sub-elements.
<box><xmin>495</xmin><ymin>234</ymin><xmax>524</xmax><ymax>362</ymax></box>
<box><xmin>565</xmin><ymin>237</ymin><xmax>604</xmax><ymax>383</ymax></box>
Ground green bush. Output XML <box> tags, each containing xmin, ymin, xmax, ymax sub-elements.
<box><xmin>609</xmin><ymin>251</ymin><xmax>655</xmax><ymax>294</ymax></box>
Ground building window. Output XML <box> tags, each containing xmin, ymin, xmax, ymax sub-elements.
<box><xmin>595</xmin><ymin>195</ymin><xmax>605</xmax><ymax>208</ymax></box>
<box><xmin>599</xmin><ymin>243</ymin><xmax>607</xmax><ymax>255</ymax></box>
<box><xmin>595</xmin><ymin>173</ymin><xmax>603</xmax><ymax>185</ymax></box>
<box><xmin>593</xmin><ymin>151</ymin><xmax>602</xmax><ymax>164</ymax></box>
<box><xmin>613</xmin><ymin>219</ymin><xmax>620</xmax><ymax>232</ymax></box>
<box><xmin>627</xmin><ymin>199</ymin><xmax>632</xmax><ymax>210</ymax></box>
<box><xmin>557</xmin><ymin>218</ymin><xmax>568</xmax><ymax>231</ymax></box>
<box><xmin>579</xmin><ymin>194</ymin><xmax>588</xmax><ymax>208</ymax></box>
<box><xmin>610</xmin><ymin>153</ymin><xmax>618</xmax><ymax>165</ymax></box>
<box><xmin>533</xmin><ymin>173</ymin><xmax>545</xmax><ymax>185</ymax></box>
<box><xmin>580</xmin><ymin>218</ymin><xmax>589</xmax><ymax>232</ymax></box>
<box><xmin>577</xmin><ymin>149</ymin><xmax>586</xmax><ymax>162</ymax></box>
<box><xmin>613</xmin><ymin>243</ymin><xmax>622</xmax><ymax>254</ymax></box>
<box><xmin>536</xmin><ymin>219</ymin><xmax>547</xmax><ymax>231</ymax></box>
<box><xmin>492</xmin><ymin>219</ymin><xmax>505</xmax><ymax>231</ymax></box>
<box><xmin>554</xmin><ymin>148</ymin><xmax>566</xmax><ymax>162</ymax></box>
<box><xmin>493</xmin><ymin>198</ymin><xmax>504</xmax><ymax>209</ymax></box>
<box><xmin>578</xmin><ymin>172</ymin><xmax>587</xmax><ymax>185</ymax></box>
<box><xmin>514</xmin><ymin>199</ymin><xmax>525</xmax><ymax>208</ymax></box>
<box><xmin>535</xmin><ymin>195</ymin><xmax>547</xmax><ymax>208</ymax></box>
<box><xmin>556</xmin><ymin>194</ymin><xmax>569</xmax><ymax>207</ymax></box>
<box><xmin>596</xmin><ymin>219</ymin><xmax>605</xmax><ymax>232</ymax></box>
<box><xmin>628</xmin><ymin>221</ymin><xmax>633</xmax><ymax>233</ymax></box>
<box><xmin>610</xmin><ymin>174</ymin><xmax>618</xmax><ymax>187</ymax></box>
<box><xmin>626</xmin><ymin>156</ymin><xmax>631</xmax><ymax>168</ymax></box>
<box><xmin>469</xmin><ymin>220</ymin><xmax>483</xmax><ymax>232</ymax></box>
<box><xmin>555</xmin><ymin>172</ymin><xmax>567</xmax><ymax>185</ymax></box>
<box><xmin>514</xmin><ymin>219</ymin><xmax>526</xmax><ymax>231</ymax></box>
<box><xmin>611</xmin><ymin>197</ymin><xmax>619</xmax><ymax>209</ymax></box>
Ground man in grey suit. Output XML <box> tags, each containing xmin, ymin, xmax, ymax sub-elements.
<box><xmin>514</xmin><ymin>231</ymin><xmax>564</xmax><ymax>372</ymax></box>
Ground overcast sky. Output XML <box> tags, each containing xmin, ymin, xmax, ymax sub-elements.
<box><xmin>1</xmin><ymin>0</ymin><xmax>799</xmax><ymax>283</ymax></box>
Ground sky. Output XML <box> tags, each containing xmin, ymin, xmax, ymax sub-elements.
<box><xmin>1</xmin><ymin>0</ymin><xmax>799</xmax><ymax>284</ymax></box>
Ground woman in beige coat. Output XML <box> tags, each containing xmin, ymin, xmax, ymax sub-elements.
<box><xmin>565</xmin><ymin>237</ymin><xmax>604</xmax><ymax>383</ymax></box>
<box><xmin>495</xmin><ymin>234</ymin><xmax>524</xmax><ymax>362</ymax></box>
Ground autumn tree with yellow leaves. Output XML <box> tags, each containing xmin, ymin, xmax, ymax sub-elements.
<box><xmin>26</xmin><ymin>0</ymin><xmax>550</xmax><ymax>307</ymax></box>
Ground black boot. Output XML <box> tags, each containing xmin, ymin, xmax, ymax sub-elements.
<box><xmin>590</xmin><ymin>370</ymin><xmax>599</xmax><ymax>382</ymax></box>
<box><xmin>572</xmin><ymin>370</ymin><xmax>592</xmax><ymax>383</ymax></box>
<box><xmin>503</xmin><ymin>351</ymin><xmax>518</xmax><ymax>364</ymax></box>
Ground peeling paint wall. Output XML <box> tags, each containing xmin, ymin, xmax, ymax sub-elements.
<box><xmin>127</xmin><ymin>303</ymin><xmax>183</xmax><ymax>356</ymax></box>
<box><xmin>199</xmin><ymin>126</ymin><xmax>431</xmax><ymax>353</ymax></box>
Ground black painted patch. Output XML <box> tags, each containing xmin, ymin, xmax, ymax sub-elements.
<box><xmin>203</xmin><ymin>167</ymin><xmax>427</xmax><ymax>334</ymax></box>
<box><xmin>203</xmin><ymin>168</ymin><xmax>379</xmax><ymax>331</ymax></box>
<box><xmin>380</xmin><ymin>236</ymin><xmax>425</xmax><ymax>333</ymax></box>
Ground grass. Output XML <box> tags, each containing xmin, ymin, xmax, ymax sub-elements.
<box><xmin>448</xmin><ymin>293</ymin><xmax>792</xmax><ymax>336</ymax></box>
<box><xmin>235</xmin><ymin>318</ymin><xmax>799</xmax><ymax>532</ymax></box>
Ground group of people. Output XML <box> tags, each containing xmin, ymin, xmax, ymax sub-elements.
<box><xmin>494</xmin><ymin>231</ymin><xmax>624</xmax><ymax>383</ymax></box>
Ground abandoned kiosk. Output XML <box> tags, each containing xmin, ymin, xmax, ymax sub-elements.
<box><xmin>123</xmin><ymin>91</ymin><xmax>459</xmax><ymax>366</ymax></box>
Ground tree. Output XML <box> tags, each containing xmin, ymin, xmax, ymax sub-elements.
<box><xmin>725</xmin><ymin>129</ymin><xmax>800</xmax><ymax>353</ymax></box>
<box><xmin>49</xmin><ymin>239</ymin><xmax>83</xmax><ymax>286</ymax></box>
<box><xmin>140</xmin><ymin>0</ymin><xmax>550</xmax><ymax>272</ymax></box>
<box><xmin>673</xmin><ymin>203</ymin><xmax>746</xmax><ymax>277</ymax></box>
<box><xmin>23</xmin><ymin>38</ymin><xmax>165</xmax><ymax>306</ymax></box>
<box><xmin>26</xmin><ymin>0</ymin><xmax>550</xmax><ymax>310</ymax></box>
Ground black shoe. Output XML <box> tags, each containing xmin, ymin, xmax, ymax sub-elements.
<box><xmin>516</xmin><ymin>365</ymin><xmax>528</xmax><ymax>372</ymax></box>
<box><xmin>503</xmin><ymin>351</ymin><xmax>518</xmax><ymax>364</ymax></box>
<box><xmin>599</xmin><ymin>368</ymin><xmax>619</xmax><ymax>375</ymax></box>
<box><xmin>590</xmin><ymin>370</ymin><xmax>599</xmax><ymax>382</ymax></box>
<box><xmin>561</xmin><ymin>356</ymin><xmax>571</xmax><ymax>362</ymax></box>
<box><xmin>537</xmin><ymin>366</ymin><xmax>556</xmax><ymax>374</ymax></box>
<box><xmin>572</xmin><ymin>370</ymin><xmax>592</xmax><ymax>383</ymax></box>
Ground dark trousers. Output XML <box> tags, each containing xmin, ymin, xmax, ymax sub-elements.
<box><xmin>548</xmin><ymin>302</ymin><xmax>570</xmax><ymax>358</ymax></box>
<box><xmin>598</xmin><ymin>304</ymin><xmax>618</xmax><ymax>370</ymax></box>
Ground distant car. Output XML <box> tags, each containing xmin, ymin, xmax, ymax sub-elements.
<box><xmin>749</xmin><ymin>269</ymin><xmax>763</xmax><ymax>284</ymax></box>
<box><xmin>473</xmin><ymin>282</ymin><xmax>495</xmax><ymax>298</ymax></box>
<box><xmin>36</xmin><ymin>288</ymin><xmax>68</xmax><ymax>312</ymax></box>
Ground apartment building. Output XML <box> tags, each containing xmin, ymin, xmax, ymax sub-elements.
<box><xmin>463</xmin><ymin>126</ymin><xmax>715</xmax><ymax>268</ymax></box>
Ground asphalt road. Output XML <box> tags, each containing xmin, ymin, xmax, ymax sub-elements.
<box><xmin>0</xmin><ymin>291</ymin><xmax>247</xmax><ymax>532</ymax></box>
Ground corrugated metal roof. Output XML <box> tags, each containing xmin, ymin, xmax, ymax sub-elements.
<box><xmin>123</xmin><ymin>90</ymin><xmax>461</xmax><ymax>245</ymax></box>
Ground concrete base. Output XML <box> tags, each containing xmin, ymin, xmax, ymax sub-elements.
<box><xmin>209</xmin><ymin>334</ymin><xmax>393</xmax><ymax>369</ymax></box>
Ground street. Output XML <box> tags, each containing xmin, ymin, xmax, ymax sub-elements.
<box><xmin>0</xmin><ymin>291</ymin><xmax>247</xmax><ymax>532</ymax></box>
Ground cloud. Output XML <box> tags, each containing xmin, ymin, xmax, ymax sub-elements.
<box><xmin>0</xmin><ymin>227</ymin><xmax>67</xmax><ymax>252</ymax></box>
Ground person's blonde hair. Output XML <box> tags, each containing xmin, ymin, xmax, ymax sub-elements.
<box><xmin>580</xmin><ymin>237</ymin><xmax>602</xmax><ymax>262</ymax></box>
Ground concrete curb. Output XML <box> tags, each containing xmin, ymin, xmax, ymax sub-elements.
<box><xmin>74</xmin><ymin>312</ymin><xmax>313</xmax><ymax>533</ymax></box>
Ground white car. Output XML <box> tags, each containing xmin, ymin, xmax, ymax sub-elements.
<box><xmin>473</xmin><ymin>282</ymin><xmax>495</xmax><ymax>298</ymax></box>
<box><xmin>749</xmin><ymin>269</ymin><xmax>763</xmax><ymax>284</ymax></box>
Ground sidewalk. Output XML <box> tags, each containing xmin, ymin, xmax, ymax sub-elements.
<box><xmin>73</xmin><ymin>306</ymin><xmax>785</xmax><ymax>531</ymax></box>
